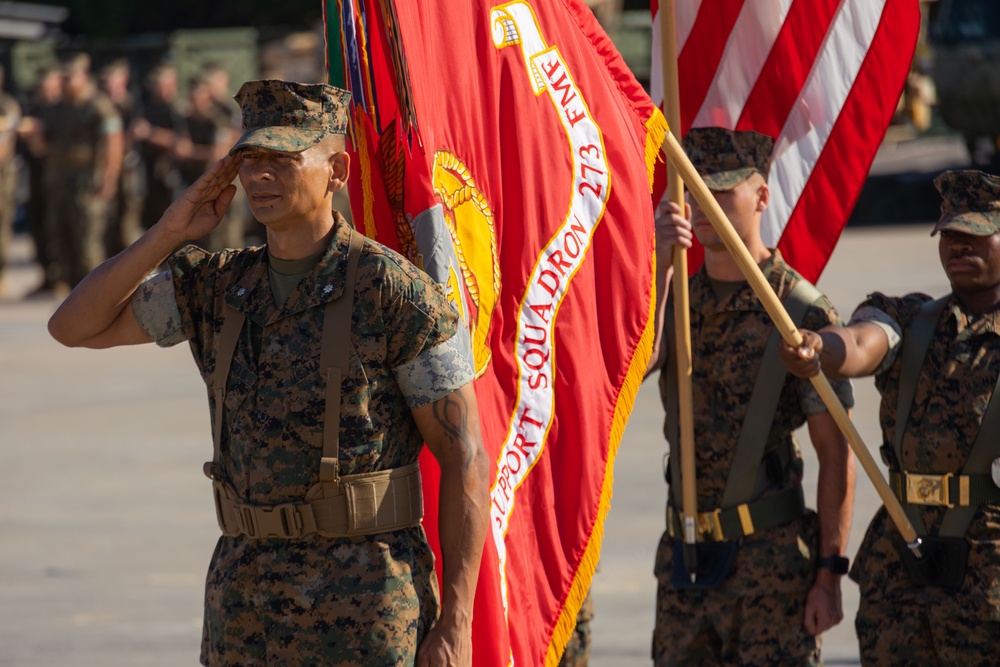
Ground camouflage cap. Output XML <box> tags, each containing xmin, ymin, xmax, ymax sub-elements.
<box><xmin>231</xmin><ymin>80</ymin><xmax>351</xmax><ymax>155</ymax></box>
<box><xmin>682</xmin><ymin>127</ymin><xmax>774</xmax><ymax>191</ymax></box>
<box><xmin>932</xmin><ymin>170</ymin><xmax>1000</xmax><ymax>236</ymax></box>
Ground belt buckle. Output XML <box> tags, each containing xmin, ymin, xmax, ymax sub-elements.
<box><xmin>695</xmin><ymin>509</ymin><xmax>725</xmax><ymax>541</ymax></box>
<box><xmin>275</xmin><ymin>503</ymin><xmax>304</xmax><ymax>538</ymax></box>
<box><xmin>233</xmin><ymin>502</ymin><xmax>304</xmax><ymax>538</ymax></box>
<box><xmin>905</xmin><ymin>472</ymin><xmax>953</xmax><ymax>507</ymax></box>
<box><xmin>235</xmin><ymin>503</ymin><xmax>260</xmax><ymax>538</ymax></box>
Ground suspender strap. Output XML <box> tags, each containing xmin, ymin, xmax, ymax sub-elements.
<box><xmin>664</xmin><ymin>310</ymin><xmax>683</xmax><ymax>508</ymax></box>
<box><xmin>893</xmin><ymin>296</ymin><xmax>948</xmax><ymax>536</ymax></box>
<box><xmin>206</xmin><ymin>304</ymin><xmax>247</xmax><ymax>479</ymax></box>
<box><xmin>318</xmin><ymin>229</ymin><xmax>364</xmax><ymax>483</ymax></box>
<box><xmin>202</xmin><ymin>230</ymin><xmax>424</xmax><ymax>538</ymax></box>
<box><xmin>941</xmin><ymin>356</ymin><xmax>1000</xmax><ymax>536</ymax></box>
<box><xmin>894</xmin><ymin>295</ymin><xmax>1000</xmax><ymax>537</ymax></box>
<box><xmin>721</xmin><ymin>279</ymin><xmax>821</xmax><ymax>507</ymax></box>
<box><xmin>664</xmin><ymin>279</ymin><xmax>820</xmax><ymax>515</ymax></box>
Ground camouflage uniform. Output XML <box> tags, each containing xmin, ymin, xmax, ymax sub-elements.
<box><xmin>850</xmin><ymin>171</ymin><xmax>1000</xmax><ymax>666</ymax></box>
<box><xmin>654</xmin><ymin>253</ymin><xmax>852</xmax><ymax>666</ymax></box>
<box><xmin>652</xmin><ymin>128</ymin><xmax>854</xmax><ymax>666</ymax></box>
<box><xmin>131</xmin><ymin>80</ymin><xmax>475</xmax><ymax>666</ymax></box>
<box><xmin>0</xmin><ymin>92</ymin><xmax>21</xmax><ymax>287</ymax></box>
<box><xmin>41</xmin><ymin>86</ymin><xmax>121</xmax><ymax>287</ymax></box>
<box><xmin>133</xmin><ymin>213</ymin><xmax>474</xmax><ymax>665</ymax></box>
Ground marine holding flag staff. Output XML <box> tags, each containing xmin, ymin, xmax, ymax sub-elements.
<box><xmin>646</xmin><ymin>127</ymin><xmax>856</xmax><ymax>666</ymax></box>
<box><xmin>781</xmin><ymin>170</ymin><xmax>1000</xmax><ymax>666</ymax></box>
<box><xmin>48</xmin><ymin>79</ymin><xmax>489</xmax><ymax>667</ymax></box>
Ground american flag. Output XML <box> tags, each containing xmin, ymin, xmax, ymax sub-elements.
<box><xmin>651</xmin><ymin>0</ymin><xmax>921</xmax><ymax>282</ymax></box>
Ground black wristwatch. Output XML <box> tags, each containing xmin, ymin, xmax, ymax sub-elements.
<box><xmin>817</xmin><ymin>555</ymin><xmax>849</xmax><ymax>575</ymax></box>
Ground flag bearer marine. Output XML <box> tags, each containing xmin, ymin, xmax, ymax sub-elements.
<box><xmin>48</xmin><ymin>79</ymin><xmax>490</xmax><ymax>666</ymax></box>
<box><xmin>647</xmin><ymin>127</ymin><xmax>856</xmax><ymax>666</ymax></box>
<box><xmin>782</xmin><ymin>169</ymin><xmax>1000</xmax><ymax>666</ymax></box>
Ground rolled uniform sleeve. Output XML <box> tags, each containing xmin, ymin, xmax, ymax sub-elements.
<box><xmin>385</xmin><ymin>274</ymin><xmax>475</xmax><ymax>408</ymax></box>
<box><xmin>849</xmin><ymin>304</ymin><xmax>904</xmax><ymax>376</ymax></box>
<box><xmin>797</xmin><ymin>291</ymin><xmax>855</xmax><ymax>415</ymax></box>
<box><xmin>131</xmin><ymin>270</ymin><xmax>188</xmax><ymax>347</ymax></box>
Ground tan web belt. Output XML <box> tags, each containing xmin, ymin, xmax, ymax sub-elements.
<box><xmin>667</xmin><ymin>486</ymin><xmax>805</xmax><ymax>542</ymax></box>
<box><xmin>206</xmin><ymin>462</ymin><xmax>423</xmax><ymax>539</ymax></box>
<box><xmin>889</xmin><ymin>470</ymin><xmax>1000</xmax><ymax>508</ymax></box>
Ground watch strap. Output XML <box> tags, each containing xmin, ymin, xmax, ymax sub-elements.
<box><xmin>817</xmin><ymin>555</ymin><xmax>849</xmax><ymax>575</ymax></box>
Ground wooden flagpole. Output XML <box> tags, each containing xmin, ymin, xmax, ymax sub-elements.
<box><xmin>658</xmin><ymin>132</ymin><xmax>924</xmax><ymax>555</ymax></box>
<box><xmin>658</xmin><ymin>0</ymin><xmax>699</xmax><ymax>580</ymax></box>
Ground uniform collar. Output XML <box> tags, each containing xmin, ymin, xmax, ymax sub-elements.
<box><xmin>946</xmin><ymin>294</ymin><xmax>1000</xmax><ymax>342</ymax></box>
<box><xmin>224</xmin><ymin>213</ymin><xmax>355</xmax><ymax>326</ymax></box>
<box><xmin>690</xmin><ymin>249</ymin><xmax>787</xmax><ymax>315</ymax></box>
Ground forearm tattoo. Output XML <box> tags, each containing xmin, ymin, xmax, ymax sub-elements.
<box><xmin>433</xmin><ymin>392</ymin><xmax>474</xmax><ymax>469</ymax></box>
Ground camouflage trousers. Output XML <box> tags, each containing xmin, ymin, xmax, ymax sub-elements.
<box><xmin>558</xmin><ymin>588</ymin><xmax>594</xmax><ymax>667</ymax></box>
<box><xmin>856</xmin><ymin>597</ymin><xmax>1000</xmax><ymax>666</ymax></box>
<box><xmin>653</xmin><ymin>584</ymin><xmax>820</xmax><ymax>666</ymax></box>
<box><xmin>653</xmin><ymin>528</ymin><xmax>821</xmax><ymax>667</ymax></box>
<box><xmin>200</xmin><ymin>532</ymin><xmax>439</xmax><ymax>667</ymax></box>
<box><xmin>44</xmin><ymin>171</ymin><xmax>109</xmax><ymax>287</ymax></box>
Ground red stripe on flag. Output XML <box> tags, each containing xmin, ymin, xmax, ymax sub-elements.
<box><xmin>734</xmin><ymin>0</ymin><xmax>841</xmax><ymax>137</ymax></box>
<box><xmin>677</xmin><ymin>0</ymin><xmax>745</xmax><ymax>132</ymax></box>
<box><xmin>776</xmin><ymin>0</ymin><xmax>920</xmax><ymax>280</ymax></box>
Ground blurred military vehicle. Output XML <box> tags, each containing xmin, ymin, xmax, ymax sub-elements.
<box><xmin>931</xmin><ymin>0</ymin><xmax>1000</xmax><ymax>166</ymax></box>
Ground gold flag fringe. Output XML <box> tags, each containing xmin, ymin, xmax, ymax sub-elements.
<box><xmin>644</xmin><ymin>109</ymin><xmax>669</xmax><ymax>193</ymax></box>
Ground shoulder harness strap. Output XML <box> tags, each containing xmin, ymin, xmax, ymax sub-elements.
<box><xmin>895</xmin><ymin>295</ymin><xmax>1000</xmax><ymax>537</ymax></box>
<box><xmin>204</xmin><ymin>230</ymin><xmax>364</xmax><ymax>482</ymax></box>
<box><xmin>721</xmin><ymin>279</ymin><xmax>822</xmax><ymax>508</ymax></box>
<box><xmin>665</xmin><ymin>279</ymin><xmax>822</xmax><ymax>510</ymax></box>
<box><xmin>318</xmin><ymin>229</ymin><xmax>364</xmax><ymax>483</ymax></box>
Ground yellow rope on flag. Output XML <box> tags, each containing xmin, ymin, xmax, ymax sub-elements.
<box><xmin>545</xmin><ymin>248</ymin><xmax>657</xmax><ymax>667</ymax></box>
<box><xmin>644</xmin><ymin>109</ymin><xmax>670</xmax><ymax>193</ymax></box>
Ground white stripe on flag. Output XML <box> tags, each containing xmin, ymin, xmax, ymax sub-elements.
<box><xmin>649</xmin><ymin>0</ymin><xmax>703</xmax><ymax>108</ymax></box>
<box><xmin>761</xmin><ymin>0</ymin><xmax>886</xmax><ymax>246</ymax></box>
<box><xmin>691</xmin><ymin>0</ymin><xmax>793</xmax><ymax>129</ymax></box>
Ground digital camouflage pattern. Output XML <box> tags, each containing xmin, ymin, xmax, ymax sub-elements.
<box><xmin>654</xmin><ymin>252</ymin><xmax>852</xmax><ymax>665</ymax></box>
<box><xmin>682</xmin><ymin>127</ymin><xmax>775</xmax><ymax>191</ymax></box>
<box><xmin>653</xmin><ymin>528</ymin><xmax>822</xmax><ymax>667</ymax></box>
<box><xmin>155</xmin><ymin>214</ymin><xmax>470</xmax><ymax>665</ymax></box>
<box><xmin>931</xmin><ymin>169</ymin><xmax>1000</xmax><ymax>237</ymax></box>
<box><xmin>850</xmin><ymin>292</ymin><xmax>1000</xmax><ymax>663</ymax></box>
<box><xmin>231</xmin><ymin>80</ymin><xmax>351</xmax><ymax>154</ymax></box>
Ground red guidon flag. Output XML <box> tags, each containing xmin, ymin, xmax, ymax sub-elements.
<box><xmin>650</xmin><ymin>0</ymin><xmax>920</xmax><ymax>281</ymax></box>
<box><xmin>326</xmin><ymin>1</ymin><xmax>667</xmax><ymax>665</ymax></box>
